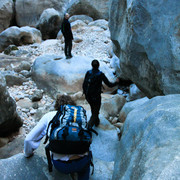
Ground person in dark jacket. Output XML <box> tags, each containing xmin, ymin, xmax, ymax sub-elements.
<box><xmin>83</xmin><ymin>60</ymin><xmax>119</xmax><ymax>128</ymax></box>
<box><xmin>61</xmin><ymin>13</ymin><xmax>73</xmax><ymax>59</ymax></box>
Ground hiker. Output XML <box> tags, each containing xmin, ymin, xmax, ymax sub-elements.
<box><xmin>24</xmin><ymin>95</ymin><xmax>93</xmax><ymax>180</ymax></box>
<box><xmin>83</xmin><ymin>59</ymin><xmax>119</xmax><ymax>128</ymax></box>
<box><xmin>61</xmin><ymin>13</ymin><xmax>73</xmax><ymax>59</ymax></box>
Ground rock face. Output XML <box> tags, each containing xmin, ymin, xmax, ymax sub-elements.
<box><xmin>113</xmin><ymin>95</ymin><xmax>180</xmax><ymax>179</ymax></box>
<box><xmin>0</xmin><ymin>0</ymin><xmax>14</xmax><ymax>33</ymax></box>
<box><xmin>67</xmin><ymin>0</ymin><xmax>110</xmax><ymax>20</ymax></box>
<box><xmin>31</xmin><ymin>55</ymin><xmax>116</xmax><ymax>97</ymax></box>
<box><xmin>109</xmin><ymin>0</ymin><xmax>180</xmax><ymax>98</ymax></box>
<box><xmin>0</xmin><ymin>72</ymin><xmax>22</xmax><ymax>136</ymax></box>
<box><xmin>37</xmin><ymin>8</ymin><xmax>61</xmax><ymax>40</ymax></box>
<box><xmin>0</xmin><ymin>26</ymin><xmax>42</xmax><ymax>53</ymax></box>
<box><xmin>15</xmin><ymin>0</ymin><xmax>70</xmax><ymax>27</ymax></box>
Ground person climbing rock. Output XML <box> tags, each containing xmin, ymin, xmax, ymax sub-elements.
<box><xmin>83</xmin><ymin>59</ymin><xmax>119</xmax><ymax>128</ymax></box>
<box><xmin>61</xmin><ymin>13</ymin><xmax>73</xmax><ymax>59</ymax></box>
<box><xmin>24</xmin><ymin>95</ymin><xmax>93</xmax><ymax>180</ymax></box>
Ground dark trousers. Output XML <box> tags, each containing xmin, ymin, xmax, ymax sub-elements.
<box><xmin>52</xmin><ymin>152</ymin><xmax>92</xmax><ymax>180</ymax></box>
<box><xmin>64</xmin><ymin>39</ymin><xmax>72</xmax><ymax>57</ymax></box>
<box><xmin>87</xmin><ymin>96</ymin><xmax>101</xmax><ymax>127</ymax></box>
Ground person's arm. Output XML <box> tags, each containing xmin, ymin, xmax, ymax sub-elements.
<box><xmin>24</xmin><ymin>111</ymin><xmax>56</xmax><ymax>157</ymax></box>
<box><xmin>82</xmin><ymin>71</ymin><xmax>89</xmax><ymax>94</ymax></box>
<box><xmin>102</xmin><ymin>73</ymin><xmax>118</xmax><ymax>88</ymax></box>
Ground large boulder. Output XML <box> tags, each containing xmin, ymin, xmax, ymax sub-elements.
<box><xmin>67</xmin><ymin>0</ymin><xmax>110</xmax><ymax>20</ymax></box>
<box><xmin>31</xmin><ymin>55</ymin><xmax>117</xmax><ymax>98</ymax></box>
<box><xmin>69</xmin><ymin>14</ymin><xmax>93</xmax><ymax>24</ymax></box>
<box><xmin>118</xmin><ymin>97</ymin><xmax>149</xmax><ymax>123</ymax></box>
<box><xmin>113</xmin><ymin>94</ymin><xmax>180</xmax><ymax>179</ymax></box>
<box><xmin>36</xmin><ymin>8</ymin><xmax>61</xmax><ymax>40</ymax></box>
<box><xmin>15</xmin><ymin>0</ymin><xmax>70</xmax><ymax>27</ymax></box>
<box><xmin>0</xmin><ymin>0</ymin><xmax>14</xmax><ymax>33</ymax></box>
<box><xmin>101</xmin><ymin>94</ymin><xmax>126</xmax><ymax>118</ymax></box>
<box><xmin>0</xmin><ymin>72</ymin><xmax>22</xmax><ymax>137</ymax></box>
<box><xmin>109</xmin><ymin>0</ymin><xmax>180</xmax><ymax>98</ymax></box>
<box><xmin>0</xmin><ymin>26</ymin><xmax>42</xmax><ymax>53</ymax></box>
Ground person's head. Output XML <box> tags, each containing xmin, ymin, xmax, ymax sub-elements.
<box><xmin>54</xmin><ymin>94</ymin><xmax>76</xmax><ymax>110</ymax></box>
<box><xmin>91</xmin><ymin>59</ymin><xmax>100</xmax><ymax>70</ymax></box>
<box><xmin>64</xmin><ymin>13</ymin><xmax>70</xmax><ymax>19</ymax></box>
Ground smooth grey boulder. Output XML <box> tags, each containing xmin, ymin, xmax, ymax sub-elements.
<box><xmin>14</xmin><ymin>61</ymin><xmax>31</xmax><ymax>72</ymax></box>
<box><xmin>37</xmin><ymin>8</ymin><xmax>61</xmax><ymax>40</ymax></box>
<box><xmin>0</xmin><ymin>26</ymin><xmax>42</xmax><ymax>52</ymax></box>
<box><xmin>2</xmin><ymin>71</ymin><xmax>27</xmax><ymax>86</ymax></box>
<box><xmin>109</xmin><ymin>0</ymin><xmax>180</xmax><ymax>98</ymax></box>
<box><xmin>0</xmin><ymin>72</ymin><xmax>22</xmax><ymax>136</ymax></box>
<box><xmin>71</xmin><ymin>20</ymin><xmax>87</xmax><ymax>30</ymax></box>
<box><xmin>0</xmin><ymin>54</ymin><xmax>30</xmax><ymax>69</ymax></box>
<box><xmin>127</xmin><ymin>84</ymin><xmax>146</xmax><ymax>101</ymax></box>
<box><xmin>101</xmin><ymin>94</ymin><xmax>126</xmax><ymax>118</ymax></box>
<box><xmin>15</xmin><ymin>0</ymin><xmax>70</xmax><ymax>27</ymax></box>
<box><xmin>0</xmin><ymin>0</ymin><xmax>14</xmax><ymax>33</ymax></box>
<box><xmin>118</xmin><ymin>97</ymin><xmax>149</xmax><ymax>123</ymax></box>
<box><xmin>31</xmin><ymin>55</ymin><xmax>116</xmax><ymax>98</ymax></box>
<box><xmin>67</xmin><ymin>0</ymin><xmax>110</xmax><ymax>20</ymax></box>
<box><xmin>4</xmin><ymin>45</ymin><xmax>19</xmax><ymax>55</ymax></box>
<box><xmin>31</xmin><ymin>89</ymin><xmax>43</xmax><ymax>102</ymax></box>
<box><xmin>0</xmin><ymin>153</ymin><xmax>71</xmax><ymax>180</ymax></box>
<box><xmin>88</xmin><ymin>19</ymin><xmax>108</xmax><ymax>30</ymax></box>
<box><xmin>69</xmin><ymin>14</ymin><xmax>93</xmax><ymax>24</ymax></box>
<box><xmin>113</xmin><ymin>94</ymin><xmax>180</xmax><ymax>179</ymax></box>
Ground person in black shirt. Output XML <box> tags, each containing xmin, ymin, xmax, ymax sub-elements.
<box><xmin>83</xmin><ymin>60</ymin><xmax>119</xmax><ymax>128</ymax></box>
<box><xmin>61</xmin><ymin>13</ymin><xmax>73</xmax><ymax>59</ymax></box>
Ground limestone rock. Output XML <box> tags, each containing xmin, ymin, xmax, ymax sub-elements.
<box><xmin>118</xmin><ymin>97</ymin><xmax>149</xmax><ymax>123</ymax></box>
<box><xmin>0</xmin><ymin>26</ymin><xmax>42</xmax><ymax>53</ymax></box>
<box><xmin>71</xmin><ymin>20</ymin><xmax>87</xmax><ymax>30</ymax></box>
<box><xmin>31</xmin><ymin>90</ymin><xmax>43</xmax><ymax>102</ymax></box>
<box><xmin>128</xmin><ymin>84</ymin><xmax>146</xmax><ymax>101</ymax></box>
<box><xmin>113</xmin><ymin>94</ymin><xmax>180</xmax><ymax>179</ymax></box>
<box><xmin>14</xmin><ymin>61</ymin><xmax>31</xmax><ymax>72</ymax></box>
<box><xmin>4</xmin><ymin>45</ymin><xmax>18</xmax><ymax>55</ymax></box>
<box><xmin>109</xmin><ymin>0</ymin><xmax>180</xmax><ymax>98</ymax></box>
<box><xmin>67</xmin><ymin>0</ymin><xmax>109</xmax><ymax>20</ymax></box>
<box><xmin>0</xmin><ymin>0</ymin><xmax>14</xmax><ymax>33</ymax></box>
<box><xmin>88</xmin><ymin>19</ymin><xmax>108</xmax><ymax>30</ymax></box>
<box><xmin>2</xmin><ymin>71</ymin><xmax>27</xmax><ymax>86</ymax></box>
<box><xmin>31</xmin><ymin>55</ymin><xmax>116</xmax><ymax>98</ymax></box>
<box><xmin>15</xmin><ymin>0</ymin><xmax>69</xmax><ymax>27</ymax></box>
<box><xmin>101</xmin><ymin>94</ymin><xmax>126</xmax><ymax>118</ymax></box>
<box><xmin>0</xmin><ymin>72</ymin><xmax>22</xmax><ymax>136</ymax></box>
<box><xmin>69</xmin><ymin>15</ymin><xmax>93</xmax><ymax>24</ymax></box>
<box><xmin>37</xmin><ymin>8</ymin><xmax>61</xmax><ymax>40</ymax></box>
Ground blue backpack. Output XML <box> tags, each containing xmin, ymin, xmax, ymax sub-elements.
<box><xmin>44</xmin><ymin>105</ymin><xmax>97</xmax><ymax>172</ymax></box>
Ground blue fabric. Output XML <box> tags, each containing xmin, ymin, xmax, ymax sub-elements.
<box><xmin>52</xmin><ymin>152</ymin><xmax>92</xmax><ymax>180</ymax></box>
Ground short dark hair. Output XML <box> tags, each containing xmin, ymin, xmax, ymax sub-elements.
<box><xmin>54</xmin><ymin>94</ymin><xmax>76</xmax><ymax>110</ymax></box>
<box><xmin>91</xmin><ymin>59</ymin><xmax>99</xmax><ymax>69</ymax></box>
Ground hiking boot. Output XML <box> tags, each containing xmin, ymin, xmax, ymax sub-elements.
<box><xmin>66</xmin><ymin>56</ymin><xmax>71</xmax><ymax>59</ymax></box>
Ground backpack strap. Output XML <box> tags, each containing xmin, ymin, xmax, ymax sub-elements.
<box><xmin>45</xmin><ymin>145</ymin><xmax>53</xmax><ymax>172</ymax></box>
<box><xmin>43</xmin><ymin>106</ymin><xmax>63</xmax><ymax>144</ymax></box>
<box><xmin>89</xmin><ymin>151</ymin><xmax>94</xmax><ymax>175</ymax></box>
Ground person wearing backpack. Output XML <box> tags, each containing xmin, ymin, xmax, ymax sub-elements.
<box><xmin>24</xmin><ymin>95</ymin><xmax>94</xmax><ymax>180</ymax></box>
<box><xmin>83</xmin><ymin>60</ymin><xmax>119</xmax><ymax>128</ymax></box>
<box><xmin>61</xmin><ymin>13</ymin><xmax>73</xmax><ymax>59</ymax></box>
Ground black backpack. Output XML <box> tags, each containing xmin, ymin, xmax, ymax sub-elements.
<box><xmin>83</xmin><ymin>70</ymin><xmax>103</xmax><ymax>98</ymax></box>
<box><xmin>44</xmin><ymin>105</ymin><xmax>97</xmax><ymax>172</ymax></box>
